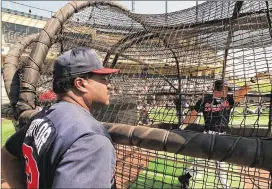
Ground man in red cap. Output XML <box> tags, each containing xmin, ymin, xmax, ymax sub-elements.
<box><xmin>2</xmin><ymin>48</ymin><xmax>120</xmax><ymax>188</ymax></box>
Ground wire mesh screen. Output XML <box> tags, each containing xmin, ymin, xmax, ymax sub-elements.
<box><xmin>14</xmin><ymin>1</ymin><xmax>272</xmax><ymax>188</ymax></box>
<box><xmin>8</xmin><ymin>41</ymin><xmax>60</xmax><ymax>129</ymax></box>
<box><xmin>115</xmin><ymin>146</ymin><xmax>271</xmax><ymax>189</ymax></box>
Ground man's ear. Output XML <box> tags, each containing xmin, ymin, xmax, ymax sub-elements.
<box><xmin>74</xmin><ymin>77</ymin><xmax>88</xmax><ymax>93</ymax></box>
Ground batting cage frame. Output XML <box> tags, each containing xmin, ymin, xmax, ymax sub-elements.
<box><xmin>2</xmin><ymin>1</ymin><xmax>272</xmax><ymax>188</ymax></box>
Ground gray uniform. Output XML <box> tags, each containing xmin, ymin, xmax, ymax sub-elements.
<box><xmin>7</xmin><ymin>101</ymin><xmax>116</xmax><ymax>188</ymax></box>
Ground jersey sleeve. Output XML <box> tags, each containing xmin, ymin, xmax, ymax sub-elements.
<box><xmin>193</xmin><ymin>98</ymin><xmax>204</xmax><ymax>112</ymax></box>
<box><xmin>5</xmin><ymin>127</ymin><xmax>26</xmax><ymax>157</ymax></box>
<box><xmin>52</xmin><ymin>134</ymin><xmax>116</xmax><ymax>188</ymax></box>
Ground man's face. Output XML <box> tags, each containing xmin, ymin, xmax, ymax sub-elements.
<box><xmin>213</xmin><ymin>84</ymin><xmax>229</xmax><ymax>98</ymax></box>
<box><xmin>84</xmin><ymin>74</ymin><xmax>112</xmax><ymax>106</ymax></box>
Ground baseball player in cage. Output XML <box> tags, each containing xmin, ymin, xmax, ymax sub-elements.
<box><xmin>2</xmin><ymin>48</ymin><xmax>120</xmax><ymax>188</ymax></box>
<box><xmin>178</xmin><ymin>78</ymin><xmax>256</xmax><ymax>189</ymax></box>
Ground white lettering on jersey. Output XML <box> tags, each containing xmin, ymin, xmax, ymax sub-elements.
<box><xmin>26</xmin><ymin>119</ymin><xmax>44</xmax><ymax>137</ymax></box>
<box><xmin>35</xmin><ymin>123</ymin><xmax>52</xmax><ymax>154</ymax></box>
<box><xmin>26</xmin><ymin>118</ymin><xmax>52</xmax><ymax>155</ymax></box>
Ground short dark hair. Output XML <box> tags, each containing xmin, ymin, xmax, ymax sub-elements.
<box><xmin>53</xmin><ymin>72</ymin><xmax>93</xmax><ymax>94</ymax></box>
<box><xmin>214</xmin><ymin>80</ymin><xmax>232</xmax><ymax>91</ymax></box>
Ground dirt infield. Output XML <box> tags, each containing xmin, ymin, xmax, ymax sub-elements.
<box><xmin>239</xmin><ymin>167</ymin><xmax>271</xmax><ymax>188</ymax></box>
<box><xmin>115</xmin><ymin>145</ymin><xmax>153</xmax><ymax>188</ymax></box>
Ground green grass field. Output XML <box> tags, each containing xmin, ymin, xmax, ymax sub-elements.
<box><xmin>1</xmin><ymin>119</ymin><xmax>15</xmax><ymax>146</ymax></box>
<box><xmin>130</xmin><ymin>152</ymin><xmax>243</xmax><ymax>189</ymax></box>
<box><xmin>148</xmin><ymin>107</ymin><xmax>269</xmax><ymax>127</ymax></box>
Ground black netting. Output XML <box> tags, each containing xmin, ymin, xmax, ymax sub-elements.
<box><xmin>11</xmin><ymin>1</ymin><xmax>272</xmax><ymax>188</ymax></box>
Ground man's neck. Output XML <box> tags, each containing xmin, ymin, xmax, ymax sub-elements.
<box><xmin>213</xmin><ymin>91</ymin><xmax>225</xmax><ymax>98</ymax></box>
<box><xmin>56</xmin><ymin>94</ymin><xmax>91</xmax><ymax>112</ymax></box>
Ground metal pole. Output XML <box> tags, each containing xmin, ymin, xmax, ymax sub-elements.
<box><xmin>132</xmin><ymin>1</ymin><xmax>135</xmax><ymax>12</ymax></box>
<box><xmin>36</xmin><ymin>2</ymin><xmax>38</xmax><ymax>15</ymax></box>
<box><xmin>165</xmin><ymin>1</ymin><xmax>168</xmax><ymax>14</ymax></box>
<box><xmin>222</xmin><ymin>1</ymin><xmax>244</xmax><ymax>81</ymax></box>
<box><xmin>165</xmin><ymin>1</ymin><xmax>168</xmax><ymax>23</ymax></box>
<box><xmin>131</xmin><ymin>1</ymin><xmax>135</xmax><ymax>30</ymax></box>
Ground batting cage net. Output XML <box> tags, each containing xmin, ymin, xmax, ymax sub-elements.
<box><xmin>2</xmin><ymin>1</ymin><xmax>272</xmax><ymax>189</ymax></box>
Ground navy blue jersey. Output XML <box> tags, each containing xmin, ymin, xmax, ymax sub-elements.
<box><xmin>193</xmin><ymin>94</ymin><xmax>234</xmax><ymax>132</ymax></box>
<box><xmin>6</xmin><ymin>101</ymin><xmax>116</xmax><ymax>188</ymax></box>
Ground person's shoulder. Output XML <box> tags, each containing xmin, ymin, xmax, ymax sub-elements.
<box><xmin>48</xmin><ymin>102</ymin><xmax>107</xmax><ymax>137</ymax></box>
<box><xmin>49</xmin><ymin>101</ymin><xmax>94</xmax><ymax>122</ymax></box>
<box><xmin>202</xmin><ymin>94</ymin><xmax>213</xmax><ymax>101</ymax></box>
<box><xmin>50</xmin><ymin>101</ymin><xmax>85</xmax><ymax>113</ymax></box>
<box><xmin>24</xmin><ymin>115</ymin><xmax>57</xmax><ymax>158</ymax></box>
<box><xmin>226</xmin><ymin>94</ymin><xmax>235</xmax><ymax>103</ymax></box>
<box><xmin>227</xmin><ymin>94</ymin><xmax>234</xmax><ymax>99</ymax></box>
<box><xmin>227</xmin><ymin>93</ymin><xmax>234</xmax><ymax>97</ymax></box>
<box><xmin>204</xmin><ymin>93</ymin><xmax>213</xmax><ymax>98</ymax></box>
